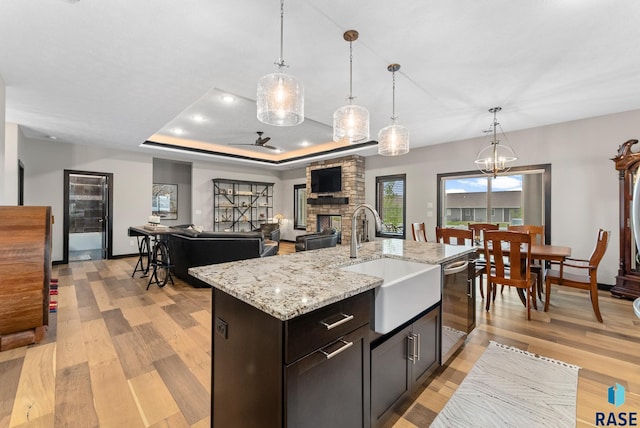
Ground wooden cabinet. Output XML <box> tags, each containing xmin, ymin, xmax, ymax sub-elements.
<box><xmin>212</xmin><ymin>178</ymin><xmax>273</xmax><ymax>232</ymax></box>
<box><xmin>370</xmin><ymin>306</ymin><xmax>440</xmax><ymax>428</ymax></box>
<box><xmin>213</xmin><ymin>288</ymin><xmax>372</xmax><ymax>428</ymax></box>
<box><xmin>0</xmin><ymin>206</ymin><xmax>52</xmax><ymax>351</ymax></box>
<box><xmin>612</xmin><ymin>139</ymin><xmax>640</xmax><ymax>299</ymax></box>
<box><xmin>286</xmin><ymin>324</ymin><xmax>370</xmax><ymax>428</ymax></box>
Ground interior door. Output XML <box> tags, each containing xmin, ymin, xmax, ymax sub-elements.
<box><xmin>64</xmin><ymin>170</ymin><xmax>113</xmax><ymax>263</ymax></box>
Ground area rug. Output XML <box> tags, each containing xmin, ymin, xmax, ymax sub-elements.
<box><xmin>69</xmin><ymin>254</ymin><xmax>91</xmax><ymax>261</ymax></box>
<box><xmin>431</xmin><ymin>341</ymin><xmax>580</xmax><ymax>427</ymax></box>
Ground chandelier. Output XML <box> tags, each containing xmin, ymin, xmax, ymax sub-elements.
<box><xmin>474</xmin><ymin>107</ymin><xmax>517</xmax><ymax>178</ymax></box>
<box><xmin>378</xmin><ymin>64</ymin><xmax>409</xmax><ymax>156</ymax></box>
<box><xmin>256</xmin><ymin>0</ymin><xmax>304</xmax><ymax>126</ymax></box>
<box><xmin>333</xmin><ymin>30</ymin><xmax>369</xmax><ymax>143</ymax></box>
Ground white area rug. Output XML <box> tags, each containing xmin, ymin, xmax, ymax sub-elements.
<box><xmin>431</xmin><ymin>341</ymin><xmax>580</xmax><ymax>427</ymax></box>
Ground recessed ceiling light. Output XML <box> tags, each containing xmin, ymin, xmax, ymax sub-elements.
<box><xmin>172</xmin><ymin>128</ymin><xmax>185</xmax><ymax>135</ymax></box>
<box><xmin>48</xmin><ymin>135</ymin><xmax>57</xmax><ymax>140</ymax></box>
<box><xmin>221</xmin><ymin>95</ymin><xmax>235</xmax><ymax>103</ymax></box>
<box><xmin>300</xmin><ymin>140</ymin><xmax>310</xmax><ymax>147</ymax></box>
<box><xmin>192</xmin><ymin>114</ymin><xmax>205</xmax><ymax>122</ymax></box>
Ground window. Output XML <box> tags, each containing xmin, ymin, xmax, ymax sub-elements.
<box><xmin>293</xmin><ymin>184</ymin><xmax>307</xmax><ymax>230</ymax></box>
<box><xmin>376</xmin><ymin>174</ymin><xmax>406</xmax><ymax>239</ymax></box>
<box><xmin>437</xmin><ymin>164</ymin><xmax>551</xmax><ymax>241</ymax></box>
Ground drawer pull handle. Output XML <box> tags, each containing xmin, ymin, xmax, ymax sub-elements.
<box><xmin>319</xmin><ymin>339</ymin><xmax>353</xmax><ymax>360</ymax></box>
<box><xmin>320</xmin><ymin>313</ymin><xmax>354</xmax><ymax>330</ymax></box>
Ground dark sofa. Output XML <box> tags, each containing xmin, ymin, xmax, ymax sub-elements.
<box><xmin>295</xmin><ymin>228</ymin><xmax>339</xmax><ymax>252</ymax></box>
<box><xmin>169</xmin><ymin>229</ymin><xmax>279</xmax><ymax>287</ymax></box>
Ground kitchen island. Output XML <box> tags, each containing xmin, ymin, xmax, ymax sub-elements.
<box><xmin>190</xmin><ymin>238</ymin><xmax>476</xmax><ymax>428</ymax></box>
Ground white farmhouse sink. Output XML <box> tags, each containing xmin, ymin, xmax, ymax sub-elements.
<box><xmin>341</xmin><ymin>258</ymin><xmax>441</xmax><ymax>334</ymax></box>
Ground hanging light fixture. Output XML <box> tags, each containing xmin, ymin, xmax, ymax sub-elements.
<box><xmin>333</xmin><ymin>30</ymin><xmax>369</xmax><ymax>144</ymax></box>
<box><xmin>256</xmin><ymin>0</ymin><xmax>304</xmax><ymax>126</ymax></box>
<box><xmin>378</xmin><ymin>64</ymin><xmax>409</xmax><ymax>156</ymax></box>
<box><xmin>474</xmin><ymin>107</ymin><xmax>518</xmax><ymax>178</ymax></box>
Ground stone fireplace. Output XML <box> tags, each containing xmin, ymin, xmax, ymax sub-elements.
<box><xmin>306</xmin><ymin>155</ymin><xmax>365</xmax><ymax>245</ymax></box>
<box><xmin>317</xmin><ymin>214</ymin><xmax>342</xmax><ymax>243</ymax></box>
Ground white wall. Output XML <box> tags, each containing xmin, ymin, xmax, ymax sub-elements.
<box><xmin>0</xmin><ymin>75</ymin><xmax>5</xmax><ymax>204</ymax></box>
<box><xmin>362</xmin><ymin>109</ymin><xmax>640</xmax><ymax>285</ymax></box>
<box><xmin>19</xmin><ymin>137</ymin><xmax>286</xmax><ymax>261</ymax></box>
<box><xmin>4</xmin><ymin>123</ymin><xmax>19</xmax><ymax>205</ymax></box>
<box><xmin>16</xmin><ymin>108</ymin><xmax>639</xmax><ymax>284</ymax></box>
<box><xmin>20</xmin><ymin>137</ymin><xmax>153</xmax><ymax>260</ymax></box>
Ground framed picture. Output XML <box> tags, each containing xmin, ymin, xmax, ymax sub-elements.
<box><xmin>152</xmin><ymin>183</ymin><xmax>178</xmax><ymax>220</ymax></box>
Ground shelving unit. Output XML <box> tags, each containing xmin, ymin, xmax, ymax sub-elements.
<box><xmin>213</xmin><ymin>179</ymin><xmax>274</xmax><ymax>232</ymax></box>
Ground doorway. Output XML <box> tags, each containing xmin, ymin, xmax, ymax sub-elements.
<box><xmin>63</xmin><ymin>170</ymin><xmax>113</xmax><ymax>263</ymax></box>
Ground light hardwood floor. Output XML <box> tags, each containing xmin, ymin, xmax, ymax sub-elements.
<box><xmin>0</xmin><ymin>245</ymin><xmax>638</xmax><ymax>427</ymax></box>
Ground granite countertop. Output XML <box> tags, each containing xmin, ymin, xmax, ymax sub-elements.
<box><xmin>189</xmin><ymin>238</ymin><xmax>476</xmax><ymax>321</ymax></box>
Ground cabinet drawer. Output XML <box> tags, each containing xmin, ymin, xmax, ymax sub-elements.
<box><xmin>285</xmin><ymin>291</ymin><xmax>372</xmax><ymax>364</ymax></box>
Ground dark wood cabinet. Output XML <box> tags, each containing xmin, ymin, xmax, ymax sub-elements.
<box><xmin>612</xmin><ymin>139</ymin><xmax>640</xmax><ymax>299</ymax></box>
<box><xmin>213</xmin><ymin>288</ymin><xmax>372</xmax><ymax>428</ymax></box>
<box><xmin>286</xmin><ymin>324</ymin><xmax>370</xmax><ymax>428</ymax></box>
<box><xmin>370</xmin><ymin>306</ymin><xmax>440</xmax><ymax>427</ymax></box>
<box><xmin>0</xmin><ymin>206</ymin><xmax>52</xmax><ymax>351</ymax></box>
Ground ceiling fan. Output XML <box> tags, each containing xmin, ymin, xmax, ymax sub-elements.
<box><xmin>230</xmin><ymin>132</ymin><xmax>278</xmax><ymax>151</ymax></box>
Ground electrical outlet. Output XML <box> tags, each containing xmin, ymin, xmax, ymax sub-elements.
<box><xmin>215</xmin><ymin>317</ymin><xmax>228</xmax><ymax>339</ymax></box>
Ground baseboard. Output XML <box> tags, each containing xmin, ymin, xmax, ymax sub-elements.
<box><xmin>597</xmin><ymin>283</ymin><xmax>613</xmax><ymax>291</ymax></box>
<box><xmin>111</xmin><ymin>253</ymin><xmax>139</xmax><ymax>259</ymax></box>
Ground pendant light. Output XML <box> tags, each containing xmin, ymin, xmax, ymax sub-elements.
<box><xmin>333</xmin><ymin>30</ymin><xmax>369</xmax><ymax>143</ymax></box>
<box><xmin>256</xmin><ymin>0</ymin><xmax>304</xmax><ymax>126</ymax></box>
<box><xmin>474</xmin><ymin>107</ymin><xmax>518</xmax><ymax>178</ymax></box>
<box><xmin>377</xmin><ymin>64</ymin><xmax>409</xmax><ymax>156</ymax></box>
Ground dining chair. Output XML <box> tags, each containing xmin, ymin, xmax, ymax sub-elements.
<box><xmin>411</xmin><ymin>222</ymin><xmax>428</xmax><ymax>242</ymax></box>
<box><xmin>544</xmin><ymin>228</ymin><xmax>609</xmax><ymax>323</ymax></box>
<box><xmin>436</xmin><ymin>227</ymin><xmax>487</xmax><ymax>298</ymax></box>
<box><xmin>507</xmin><ymin>225</ymin><xmax>545</xmax><ymax>299</ymax></box>
<box><xmin>467</xmin><ymin>223</ymin><xmax>500</xmax><ymax>242</ymax></box>
<box><xmin>483</xmin><ymin>230</ymin><xmax>538</xmax><ymax>320</ymax></box>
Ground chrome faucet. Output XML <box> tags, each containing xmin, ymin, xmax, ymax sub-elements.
<box><xmin>350</xmin><ymin>204</ymin><xmax>382</xmax><ymax>258</ymax></box>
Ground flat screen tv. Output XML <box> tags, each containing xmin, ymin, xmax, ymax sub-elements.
<box><xmin>311</xmin><ymin>166</ymin><xmax>342</xmax><ymax>194</ymax></box>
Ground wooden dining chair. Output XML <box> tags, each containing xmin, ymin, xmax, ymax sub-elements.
<box><xmin>467</xmin><ymin>222</ymin><xmax>500</xmax><ymax>242</ymax></box>
<box><xmin>436</xmin><ymin>227</ymin><xmax>487</xmax><ymax>298</ymax></box>
<box><xmin>411</xmin><ymin>222</ymin><xmax>428</xmax><ymax>242</ymax></box>
<box><xmin>483</xmin><ymin>230</ymin><xmax>538</xmax><ymax>320</ymax></box>
<box><xmin>544</xmin><ymin>229</ymin><xmax>609</xmax><ymax>323</ymax></box>
<box><xmin>507</xmin><ymin>225</ymin><xmax>545</xmax><ymax>299</ymax></box>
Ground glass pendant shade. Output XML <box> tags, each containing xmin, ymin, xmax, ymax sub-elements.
<box><xmin>333</xmin><ymin>30</ymin><xmax>369</xmax><ymax>143</ymax></box>
<box><xmin>257</xmin><ymin>72</ymin><xmax>304</xmax><ymax>126</ymax></box>
<box><xmin>256</xmin><ymin>0</ymin><xmax>304</xmax><ymax>127</ymax></box>
<box><xmin>378</xmin><ymin>122</ymin><xmax>410</xmax><ymax>156</ymax></box>
<box><xmin>378</xmin><ymin>63</ymin><xmax>409</xmax><ymax>156</ymax></box>
<box><xmin>333</xmin><ymin>104</ymin><xmax>369</xmax><ymax>143</ymax></box>
<box><xmin>474</xmin><ymin>107</ymin><xmax>517</xmax><ymax>177</ymax></box>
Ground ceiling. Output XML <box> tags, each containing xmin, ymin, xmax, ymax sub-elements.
<box><xmin>1</xmin><ymin>0</ymin><xmax>640</xmax><ymax>170</ymax></box>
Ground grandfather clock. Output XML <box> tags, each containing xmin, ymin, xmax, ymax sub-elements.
<box><xmin>612</xmin><ymin>139</ymin><xmax>640</xmax><ymax>299</ymax></box>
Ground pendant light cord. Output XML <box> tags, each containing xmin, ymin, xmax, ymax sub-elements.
<box><xmin>276</xmin><ymin>0</ymin><xmax>287</xmax><ymax>69</ymax></box>
<box><xmin>391</xmin><ymin>69</ymin><xmax>397</xmax><ymax>122</ymax></box>
<box><xmin>348</xmin><ymin>40</ymin><xmax>354</xmax><ymax>102</ymax></box>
